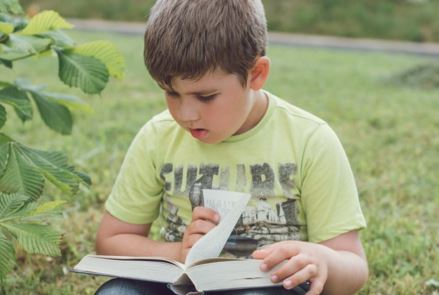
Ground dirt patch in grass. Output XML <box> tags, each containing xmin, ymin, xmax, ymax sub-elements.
<box><xmin>392</xmin><ymin>63</ymin><xmax>439</xmax><ymax>89</ymax></box>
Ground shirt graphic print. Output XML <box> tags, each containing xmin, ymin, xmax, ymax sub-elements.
<box><xmin>159</xmin><ymin>162</ymin><xmax>306</xmax><ymax>257</ymax></box>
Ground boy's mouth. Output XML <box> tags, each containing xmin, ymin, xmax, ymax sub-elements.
<box><xmin>190</xmin><ymin>128</ymin><xmax>209</xmax><ymax>140</ymax></box>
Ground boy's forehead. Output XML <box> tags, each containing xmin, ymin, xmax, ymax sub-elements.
<box><xmin>162</xmin><ymin>70</ymin><xmax>242</xmax><ymax>93</ymax></box>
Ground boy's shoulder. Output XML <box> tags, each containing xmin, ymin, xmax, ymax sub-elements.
<box><xmin>136</xmin><ymin>109</ymin><xmax>178</xmax><ymax>140</ymax></box>
<box><xmin>141</xmin><ymin>109</ymin><xmax>175</xmax><ymax>130</ymax></box>
<box><xmin>150</xmin><ymin>109</ymin><xmax>174</xmax><ymax>124</ymax></box>
<box><xmin>268</xmin><ymin>92</ymin><xmax>327</xmax><ymax>128</ymax></box>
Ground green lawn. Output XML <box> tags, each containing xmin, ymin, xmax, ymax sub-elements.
<box><xmin>1</xmin><ymin>30</ymin><xmax>438</xmax><ymax>294</ymax></box>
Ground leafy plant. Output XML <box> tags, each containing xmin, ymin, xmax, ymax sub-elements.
<box><xmin>0</xmin><ymin>0</ymin><xmax>124</xmax><ymax>283</ymax></box>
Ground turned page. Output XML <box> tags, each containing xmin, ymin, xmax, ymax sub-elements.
<box><xmin>184</xmin><ymin>189</ymin><xmax>251</xmax><ymax>266</ymax></box>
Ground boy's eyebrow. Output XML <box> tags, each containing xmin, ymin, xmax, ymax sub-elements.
<box><xmin>185</xmin><ymin>89</ymin><xmax>219</xmax><ymax>96</ymax></box>
<box><xmin>161</xmin><ymin>87</ymin><xmax>219</xmax><ymax>96</ymax></box>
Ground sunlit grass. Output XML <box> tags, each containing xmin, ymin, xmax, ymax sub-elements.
<box><xmin>2</xmin><ymin>30</ymin><xmax>438</xmax><ymax>294</ymax></box>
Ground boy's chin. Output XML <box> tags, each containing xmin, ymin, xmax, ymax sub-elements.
<box><xmin>186</xmin><ymin>128</ymin><xmax>232</xmax><ymax>144</ymax></box>
<box><xmin>195</xmin><ymin>137</ymin><xmax>221</xmax><ymax>144</ymax></box>
<box><xmin>194</xmin><ymin>134</ymin><xmax>227</xmax><ymax>145</ymax></box>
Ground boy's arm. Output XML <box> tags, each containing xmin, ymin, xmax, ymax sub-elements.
<box><xmin>252</xmin><ymin>230</ymin><xmax>368</xmax><ymax>295</ymax></box>
<box><xmin>95</xmin><ymin>209</ymin><xmax>219</xmax><ymax>262</ymax></box>
<box><xmin>95</xmin><ymin>211</ymin><xmax>181</xmax><ymax>260</ymax></box>
<box><xmin>318</xmin><ymin>230</ymin><xmax>368</xmax><ymax>295</ymax></box>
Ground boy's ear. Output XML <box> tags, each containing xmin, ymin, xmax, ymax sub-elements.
<box><xmin>249</xmin><ymin>56</ymin><xmax>270</xmax><ymax>90</ymax></box>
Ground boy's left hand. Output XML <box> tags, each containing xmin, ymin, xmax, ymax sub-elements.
<box><xmin>252</xmin><ymin>241</ymin><xmax>328</xmax><ymax>295</ymax></box>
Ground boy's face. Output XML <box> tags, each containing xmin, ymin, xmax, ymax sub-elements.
<box><xmin>163</xmin><ymin>68</ymin><xmax>267</xmax><ymax>144</ymax></box>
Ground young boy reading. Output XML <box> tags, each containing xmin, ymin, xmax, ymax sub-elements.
<box><xmin>94</xmin><ymin>0</ymin><xmax>368</xmax><ymax>294</ymax></box>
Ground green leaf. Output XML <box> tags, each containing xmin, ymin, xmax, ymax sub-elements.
<box><xmin>14</xmin><ymin>78</ymin><xmax>92</xmax><ymax>114</ymax></box>
<box><xmin>0</xmin><ymin>81</ymin><xmax>13</xmax><ymax>89</ymax></box>
<box><xmin>29</xmin><ymin>91</ymin><xmax>73</xmax><ymax>135</ymax></box>
<box><xmin>0</xmin><ymin>232</ymin><xmax>15</xmax><ymax>282</ymax></box>
<box><xmin>31</xmin><ymin>200</ymin><xmax>65</xmax><ymax>216</ymax></box>
<box><xmin>0</xmin><ymin>37</ymin><xmax>31</xmax><ymax>61</ymax></box>
<box><xmin>0</xmin><ymin>58</ymin><xmax>13</xmax><ymax>68</ymax></box>
<box><xmin>0</xmin><ymin>193</ymin><xmax>63</xmax><ymax>278</ymax></box>
<box><xmin>0</xmin><ymin>142</ymin><xmax>8</xmax><ymax>178</ymax></box>
<box><xmin>0</xmin><ymin>0</ymin><xmax>23</xmax><ymax>15</ymax></box>
<box><xmin>0</xmin><ymin>14</ymin><xmax>27</xmax><ymax>32</ymax></box>
<box><xmin>73</xmin><ymin>170</ymin><xmax>92</xmax><ymax>186</ymax></box>
<box><xmin>0</xmin><ymin>86</ymin><xmax>33</xmax><ymax>122</ymax></box>
<box><xmin>0</xmin><ymin>140</ymin><xmax>87</xmax><ymax>197</ymax></box>
<box><xmin>0</xmin><ymin>31</ymin><xmax>7</xmax><ymax>41</ymax></box>
<box><xmin>2</xmin><ymin>223</ymin><xmax>61</xmax><ymax>256</ymax></box>
<box><xmin>0</xmin><ymin>192</ymin><xmax>63</xmax><ymax>221</ymax></box>
<box><xmin>39</xmin><ymin>30</ymin><xmax>75</xmax><ymax>49</ymax></box>
<box><xmin>0</xmin><ymin>105</ymin><xmax>5</xmax><ymax>129</ymax></box>
<box><xmin>0</xmin><ymin>142</ymin><xmax>8</xmax><ymax>181</ymax></box>
<box><xmin>42</xmin><ymin>92</ymin><xmax>92</xmax><ymax>114</ymax></box>
<box><xmin>57</xmin><ymin>50</ymin><xmax>109</xmax><ymax>94</ymax></box>
<box><xmin>74</xmin><ymin>40</ymin><xmax>125</xmax><ymax>80</ymax></box>
<box><xmin>23</xmin><ymin>147</ymin><xmax>82</xmax><ymax>194</ymax></box>
<box><xmin>0</xmin><ymin>132</ymin><xmax>12</xmax><ymax>144</ymax></box>
<box><xmin>19</xmin><ymin>10</ymin><xmax>73</xmax><ymax>35</ymax></box>
<box><xmin>0</xmin><ymin>143</ymin><xmax>44</xmax><ymax>200</ymax></box>
<box><xmin>0</xmin><ymin>22</ymin><xmax>13</xmax><ymax>35</ymax></box>
<box><xmin>0</xmin><ymin>34</ymin><xmax>51</xmax><ymax>61</ymax></box>
<box><xmin>0</xmin><ymin>192</ymin><xmax>28</xmax><ymax>218</ymax></box>
<box><xmin>0</xmin><ymin>192</ymin><xmax>63</xmax><ymax>222</ymax></box>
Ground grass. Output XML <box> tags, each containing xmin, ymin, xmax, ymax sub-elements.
<box><xmin>1</xmin><ymin>30</ymin><xmax>439</xmax><ymax>294</ymax></box>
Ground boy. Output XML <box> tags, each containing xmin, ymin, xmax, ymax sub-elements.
<box><xmin>95</xmin><ymin>0</ymin><xmax>368</xmax><ymax>294</ymax></box>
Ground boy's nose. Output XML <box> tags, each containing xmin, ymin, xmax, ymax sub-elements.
<box><xmin>178</xmin><ymin>100</ymin><xmax>200</xmax><ymax>123</ymax></box>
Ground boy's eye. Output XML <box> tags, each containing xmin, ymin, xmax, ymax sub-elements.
<box><xmin>197</xmin><ymin>94</ymin><xmax>217</xmax><ymax>102</ymax></box>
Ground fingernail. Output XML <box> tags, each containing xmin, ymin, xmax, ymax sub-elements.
<box><xmin>283</xmin><ymin>280</ymin><xmax>292</xmax><ymax>288</ymax></box>
<box><xmin>271</xmin><ymin>275</ymin><xmax>278</xmax><ymax>282</ymax></box>
<box><xmin>214</xmin><ymin>214</ymin><xmax>220</xmax><ymax>222</ymax></box>
<box><xmin>260</xmin><ymin>263</ymin><xmax>268</xmax><ymax>271</ymax></box>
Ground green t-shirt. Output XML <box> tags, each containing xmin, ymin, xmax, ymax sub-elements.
<box><xmin>106</xmin><ymin>92</ymin><xmax>366</xmax><ymax>257</ymax></box>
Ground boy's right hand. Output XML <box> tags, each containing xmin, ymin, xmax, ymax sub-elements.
<box><xmin>180</xmin><ymin>206</ymin><xmax>220</xmax><ymax>262</ymax></box>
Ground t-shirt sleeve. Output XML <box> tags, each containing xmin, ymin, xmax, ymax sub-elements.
<box><xmin>105</xmin><ymin>122</ymin><xmax>163</xmax><ymax>224</ymax></box>
<box><xmin>300</xmin><ymin>123</ymin><xmax>366</xmax><ymax>243</ymax></box>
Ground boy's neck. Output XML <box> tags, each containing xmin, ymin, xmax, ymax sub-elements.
<box><xmin>235</xmin><ymin>90</ymin><xmax>268</xmax><ymax>135</ymax></box>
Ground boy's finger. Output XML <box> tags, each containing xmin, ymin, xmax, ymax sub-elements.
<box><xmin>306</xmin><ymin>278</ymin><xmax>324</xmax><ymax>295</ymax></box>
<box><xmin>251</xmin><ymin>245</ymin><xmax>277</xmax><ymax>259</ymax></box>
<box><xmin>273</xmin><ymin>253</ymin><xmax>314</xmax><ymax>281</ymax></box>
<box><xmin>186</xmin><ymin>233</ymin><xmax>203</xmax><ymax>247</ymax></box>
<box><xmin>260</xmin><ymin>245</ymin><xmax>300</xmax><ymax>271</ymax></box>
<box><xmin>192</xmin><ymin>206</ymin><xmax>220</xmax><ymax>223</ymax></box>
<box><xmin>188</xmin><ymin>219</ymin><xmax>217</xmax><ymax>235</ymax></box>
<box><xmin>281</xmin><ymin>264</ymin><xmax>317</xmax><ymax>291</ymax></box>
<box><xmin>251</xmin><ymin>248</ymin><xmax>269</xmax><ymax>259</ymax></box>
<box><xmin>252</xmin><ymin>241</ymin><xmax>291</xmax><ymax>259</ymax></box>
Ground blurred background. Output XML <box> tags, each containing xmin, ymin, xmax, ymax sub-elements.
<box><xmin>2</xmin><ymin>1</ymin><xmax>438</xmax><ymax>294</ymax></box>
<box><xmin>19</xmin><ymin>0</ymin><xmax>439</xmax><ymax>42</ymax></box>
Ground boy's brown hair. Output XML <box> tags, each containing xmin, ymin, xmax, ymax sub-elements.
<box><xmin>144</xmin><ymin>0</ymin><xmax>267</xmax><ymax>89</ymax></box>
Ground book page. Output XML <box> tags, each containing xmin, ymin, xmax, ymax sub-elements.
<box><xmin>72</xmin><ymin>255</ymin><xmax>183</xmax><ymax>284</ymax></box>
<box><xmin>184</xmin><ymin>190</ymin><xmax>251</xmax><ymax>266</ymax></box>
<box><xmin>187</xmin><ymin>259</ymin><xmax>286</xmax><ymax>292</ymax></box>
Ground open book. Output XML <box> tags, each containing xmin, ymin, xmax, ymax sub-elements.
<box><xmin>72</xmin><ymin>190</ymin><xmax>291</xmax><ymax>294</ymax></box>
